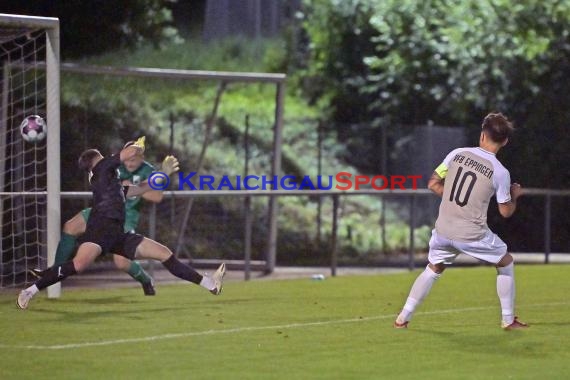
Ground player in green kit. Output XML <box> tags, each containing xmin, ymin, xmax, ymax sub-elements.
<box><xmin>18</xmin><ymin>137</ymin><xmax>225</xmax><ymax>310</ymax></box>
<box><xmin>32</xmin><ymin>140</ymin><xmax>166</xmax><ymax>295</ymax></box>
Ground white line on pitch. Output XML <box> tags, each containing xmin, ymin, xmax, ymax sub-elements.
<box><xmin>1</xmin><ymin>302</ymin><xmax>567</xmax><ymax>350</ymax></box>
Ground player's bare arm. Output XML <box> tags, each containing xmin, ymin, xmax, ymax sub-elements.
<box><xmin>498</xmin><ymin>183</ymin><xmax>522</xmax><ymax>218</ymax></box>
<box><xmin>125</xmin><ymin>180</ymin><xmax>154</xmax><ymax>197</ymax></box>
<box><xmin>427</xmin><ymin>171</ymin><xmax>445</xmax><ymax>197</ymax></box>
<box><xmin>136</xmin><ymin>179</ymin><xmax>164</xmax><ymax>203</ymax></box>
<box><xmin>122</xmin><ymin>179</ymin><xmax>164</xmax><ymax>203</ymax></box>
<box><xmin>138</xmin><ymin>155</ymin><xmax>178</xmax><ymax>202</ymax></box>
<box><xmin>125</xmin><ymin>154</ymin><xmax>179</xmax><ymax>198</ymax></box>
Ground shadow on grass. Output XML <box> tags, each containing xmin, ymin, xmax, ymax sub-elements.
<box><xmin>26</xmin><ymin>304</ymin><xmax>187</xmax><ymax>323</ymax></box>
<box><xmin>4</xmin><ymin>294</ymin><xmax>191</xmax><ymax>323</ymax></box>
<box><xmin>52</xmin><ymin>296</ymin><xmax>132</xmax><ymax>305</ymax></box>
<box><xmin>413</xmin><ymin>327</ymin><xmax>547</xmax><ymax>358</ymax></box>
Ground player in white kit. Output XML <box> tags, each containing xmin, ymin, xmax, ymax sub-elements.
<box><xmin>394</xmin><ymin>112</ymin><xmax>528</xmax><ymax>330</ymax></box>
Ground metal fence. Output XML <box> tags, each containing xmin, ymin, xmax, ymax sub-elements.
<box><xmin>60</xmin><ymin>188</ymin><xmax>570</xmax><ymax>279</ymax></box>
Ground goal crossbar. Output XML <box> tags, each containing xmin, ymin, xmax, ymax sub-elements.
<box><xmin>0</xmin><ymin>13</ymin><xmax>59</xmax><ymax>29</ymax></box>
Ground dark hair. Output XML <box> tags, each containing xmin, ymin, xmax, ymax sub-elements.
<box><xmin>481</xmin><ymin>112</ymin><xmax>514</xmax><ymax>143</ymax></box>
<box><xmin>78</xmin><ymin>149</ymin><xmax>102</xmax><ymax>172</ymax></box>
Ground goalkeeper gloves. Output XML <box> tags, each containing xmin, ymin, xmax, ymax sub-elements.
<box><xmin>161</xmin><ymin>155</ymin><xmax>180</xmax><ymax>176</ymax></box>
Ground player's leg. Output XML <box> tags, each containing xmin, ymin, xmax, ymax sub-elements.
<box><xmin>17</xmin><ymin>243</ymin><xmax>102</xmax><ymax>309</ymax></box>
<box><xmin>496</xmin><ymin>253</ymin><xmax>515</xmax><ymax>326</ymax></box>
<box><xmin>126</xmin><ymin>236</ymin><xmax>225</xmax><ymax>295</ymax></box>
<box><xmin>459</xmin><ymin>230</ymin><xmax>527</xmax><ymax>329</ymax></box>
<box><xmin>496</xmin><ymin>253</ymin><xmax>527</xmax><ymax>329</ymax></box>
<box><xmin>395</xmin><ymin>230</ymin><xmax>453</xmax><ymax>328</ymax></box>
<box><xmin>395</xmin><ymin>263</ymin><xmax>444</xmax><ymax>327</ymax></box>
<box><xmin>55</xmin><ymin>209</ymin><xmax>89</xmax><ymax>264</ymax></box>
<box><xmin>112</xmin><ymin>254</ymin><xmax>155</xmax><ymax>296</ymax></box>
<box><xmin>29</xmin><ymin>209</ymin><xmax>88</xmax><ymax>278</ymax></box>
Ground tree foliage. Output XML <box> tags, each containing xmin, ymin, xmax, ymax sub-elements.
<box><xmin>1</xmin><ymin>0</ymin><xmax>179</xmax><ymax>58</ymax></box>
<box><xmin>298</xmin><ymin>0</ymin><xmax>377</xmax><ymax>123</ymax></box>
<box><xmin>299</xmin><ymin>0</ymin><xmax>570</xmax><ymax>251</ymax></box>
<box><xmin>300</xmin><ymin>0</ymin><xmax>570</xmax><ymax>184</ymax></box>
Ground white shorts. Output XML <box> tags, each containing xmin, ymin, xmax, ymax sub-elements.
<box><xmin>428</xmin><ymin>229</ymin><xmax>508</xmax><ymax>265</ymax></box>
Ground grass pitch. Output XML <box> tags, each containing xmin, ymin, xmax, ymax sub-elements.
<box><xmin>1</xmin><ymin>264</ymin><xmax>569</xmax><ymax>380</ymax></box>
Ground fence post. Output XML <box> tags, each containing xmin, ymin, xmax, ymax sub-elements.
<box><xmin>148</xmin><ymin>202</ymin><xmax>157</xmax><ymax>276</ymax></box>
<box><xmin>266</xmin><ymin>82</ymin><xmax>285</xmax><ymax>274</ymax></box>
<box><xmin>243</xmin><ymin>116</ymin><xmax>252</xmax><ymax>280</ymax></box>
<box><xmin>331</xmin><ymin>194</ymin><xmax>339</xmax><ymax>277</ymax></box>
<box><xmin>380</xmin><ymin>194</ymin><xmax>387</xmax><ymax>254</ymax></box>
<box><xmin>544</xmin><ymin>194</ymin><xmax>551</xmax><ymax>264</ymax></box>
<box><xmin>408</xmin><ymin>194</ymin><xmax>416</xmax><ymax>271</ymax></box>
<box><xmin>244</xmin><ymin>195</ymin><xmax>253</xmax><ymax>280</ymax></box>
<box><xmin>316</xmin><ymin>120</ymin><xmax>323</xmax><ymax>244</ymax></box>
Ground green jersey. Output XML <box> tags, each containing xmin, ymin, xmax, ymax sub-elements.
<box><xmin>119</xmin><ymin>161</ymin><xmax>155</xmax><ymax>232</ymax></box>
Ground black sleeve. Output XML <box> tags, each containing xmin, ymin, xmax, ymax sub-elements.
<box><xmin>92</xmin><ymin>154</ymin><xmax>121</xmax><ymax>176</ymax></box>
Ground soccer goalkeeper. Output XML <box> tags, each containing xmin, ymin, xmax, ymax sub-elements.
<box><xmin>18</xmin><ymin>138</ymin><xmax>226</xmax><ymax>309</ymax></box>
<box><xmin>32</xmin><ymin>139</ymin><xmax>177</xmax><ymax>296</ymax></box>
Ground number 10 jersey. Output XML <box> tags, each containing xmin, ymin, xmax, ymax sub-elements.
<box><xmin>434</xmin><ymin>147</ymin><xmax>512</xmax><ymax>242</ymax></box>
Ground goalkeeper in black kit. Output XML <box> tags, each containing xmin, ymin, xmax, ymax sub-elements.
<box><xmin>18</xmin><ymin>137</ymin><xmax>226</xmax><ymax>309</ymax></box>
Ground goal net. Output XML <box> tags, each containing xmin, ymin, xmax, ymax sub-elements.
<box><xmin>0</xmin><ymin>14</ymin><xmax>60</xmax><ymax>293</ymax></box>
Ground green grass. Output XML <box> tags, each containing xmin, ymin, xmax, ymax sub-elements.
<box><xmin>1</xmin><ymin>264</ymin><xmax>569</xmax><ymax>379</ymax></box>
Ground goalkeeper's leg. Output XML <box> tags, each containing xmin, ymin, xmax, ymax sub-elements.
<box><xmin>113</xmin><ymin>254</ymin><xmax>155</xmax><ymax>295</ymax></box>
<box><xmin>30</xmin><ymin>211</ymin><xmax>85</xmax><ymax>278</ymax></box>
<box><xmin>56</xmin><ymin>211</ymin><xmax>87</xmax><ymax>264</ymax></box>
<box><xmin>54</xmin><ymin>233</ymin><xmax>78</xmax><ymax>265</ymax></box>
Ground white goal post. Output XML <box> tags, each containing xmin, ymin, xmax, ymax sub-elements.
<box><xmin>0</xmin><ymin>13</ymin><xmax>60</xmax><ymax>297</ymax></box>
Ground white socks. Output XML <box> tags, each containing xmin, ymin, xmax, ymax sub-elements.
<box><xmin>199</xmin><ymin>275</ymin><xmax>215</xmax><ymax>291</ymax></box>
<box><xmin>396</xmin><ymin>262</ymin><xmax>516</xmax><ymax>326</ymax></box>
<box><xmin>397</xmin><ymin>266</ymin><xmax>441</xmax><ymax>323</ymax></box>
<box><xmin>496</xmin><ymin>262</ymin><xmax>515</xmax><ymax>325</ymax></box>
<box><xmin>25</xmin><ymin>284</ymin><xmax>39</xmax><ymax>295</ymax></box>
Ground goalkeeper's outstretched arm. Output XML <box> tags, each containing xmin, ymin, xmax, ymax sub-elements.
<box><xmin>161</xmin><ymin>155</ymin><xmax>179</xmax><ymax>176</ymax></box>
<box><xmin>125</xmin><ymin>154</ymin><xmax>180</xmax><ymax>198</ymax></box>
<box><xmin>125</xmin><ymin>182</ymin><xmax>153</xmax><ymax>198</ymax></box>
<box><xmin>142</xmin><ymin>188</ymin><xmax>164</xmax><ymax>203</ymax></box>
<box><xmin>122</xmin><ymin>178</ymin><xmax>164</xmax><ymax>203</ymax></box>
<box><xmin>140</xmin><ymin>154</ymin><xmax>180</xmax><ymax>201</ymax></box>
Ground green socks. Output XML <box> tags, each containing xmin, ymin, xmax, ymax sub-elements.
<box><xmin>127</xmin><ymin>261</ymin><xmax>153</xmax><ymax>284</ymax></box>
<box><xmin>54</xmin><ymin>232</ymin><xmax>77</xmax><ymax>265</ymax></box>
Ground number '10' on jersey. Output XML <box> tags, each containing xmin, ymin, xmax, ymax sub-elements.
<box><xmin>435</xmin><ymin>147</ymin><xmax>511</xmax><ymax>242</ymax></box>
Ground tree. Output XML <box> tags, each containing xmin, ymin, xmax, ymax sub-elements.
<box><xmin>299</xmin><ymin>0</ymin><xmax>570</xmax><ymax>251</ymax></box>
<box><xmin>0</xmin><ymin>0</ymin><xmax>179</xmax><ymax>58</ymax></box>
<box><xmin>300</xmin><ymin>0</ymin><xmax>570</xmax><ymax>185</ymax></box>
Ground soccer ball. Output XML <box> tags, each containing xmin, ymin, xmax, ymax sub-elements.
<box><xmin>20</xmin><ymin>115</ymin><xmax>47</xmax><ymax>143</ymax></box>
